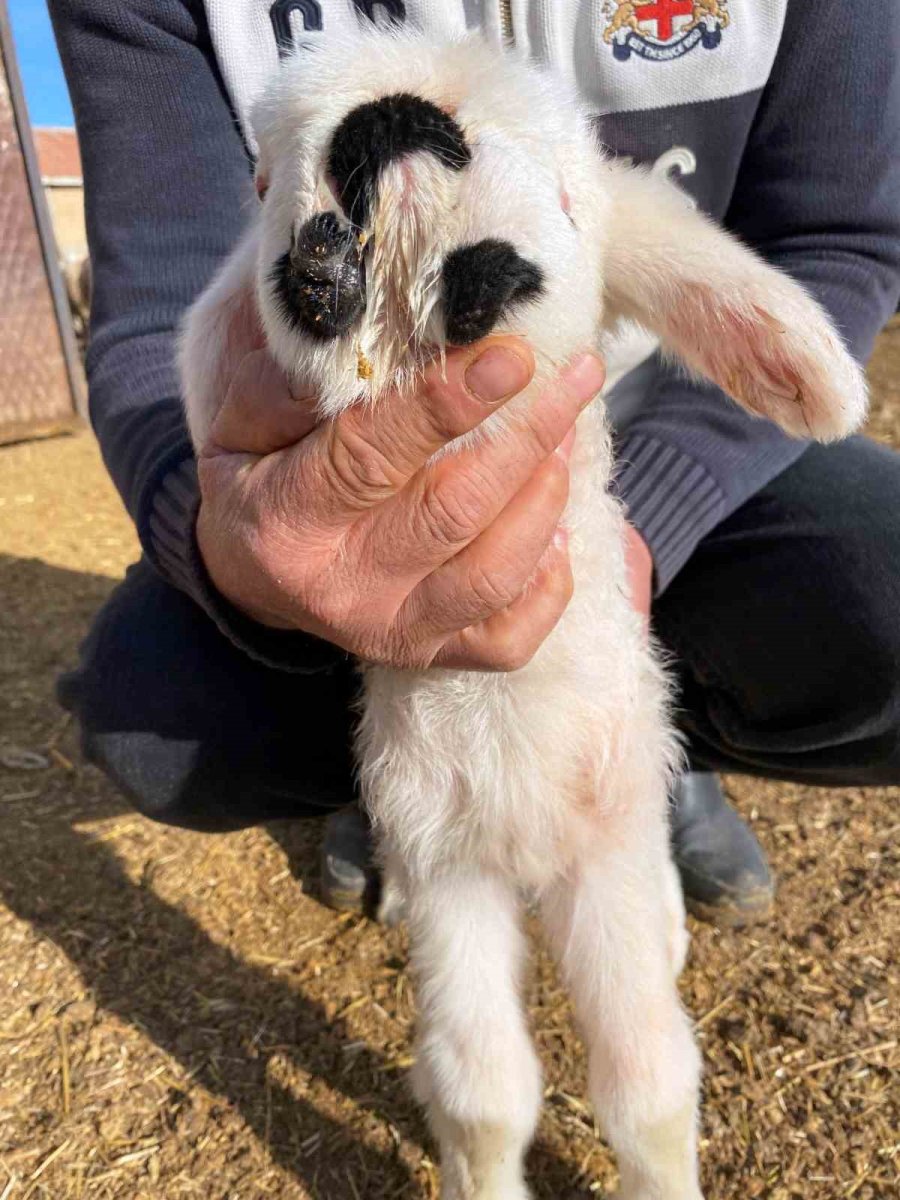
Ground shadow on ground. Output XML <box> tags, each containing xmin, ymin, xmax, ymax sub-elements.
<box><xmin>0</xmin><ymin>554</ymin><xmax>592</xmax><ymax>1198</ymax></box>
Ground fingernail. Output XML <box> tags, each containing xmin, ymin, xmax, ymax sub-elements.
<box><xmin>553</xmin><ymin>524</ymin><xmax>569</xmax><ymax>552</ymax></box>
<box><xmin>564</xmin><ymin>352</ymin><xmax>606</xmax><ymax>404</ymax></box>
<box><xmin>465</xmin><ymin>346</ymin><xmax>531</xmax><ymax>404</ymax></box>
<box><xmin>556</xmin><ymin>426</ymin><xmax>576</xmax><ymax>463</ymax></box>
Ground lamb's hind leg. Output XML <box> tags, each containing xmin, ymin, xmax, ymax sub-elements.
<box><xmin>541</xmin><ymin>805</ymin><xmax>703</xmax><ymax>1200</ymax></box>
<box><xmin>406</xmin><ymin>866</ymin><xmax>541</xmax><ymax>1200</ymax></box>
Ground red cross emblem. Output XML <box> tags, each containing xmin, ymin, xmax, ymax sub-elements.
<box><xmin>637</xmin><ymin>0</ymin><xmax>694</xmax><ymax>42</ymax></box>
<box><xmin>603</xmin><ymin>0</ymin><xmax>729</xmax><ymax>61</ymax></box>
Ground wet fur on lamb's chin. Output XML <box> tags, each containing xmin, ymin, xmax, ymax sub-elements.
<box><xmin>178</xmin><ymin>25</ymin><xmax>867</xmax><ymax>1200</ymax></box>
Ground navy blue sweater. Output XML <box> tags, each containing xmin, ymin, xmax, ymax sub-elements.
<box><xmin>49</xmin><ymin>0</ymin><xmax>900</xmax><ymax>670</ymax></box>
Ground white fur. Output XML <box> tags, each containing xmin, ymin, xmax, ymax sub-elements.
<box><xmin>179</xmin><ymin>25</ymin><xmax>866</xmax><ymax>1200</ymax></box>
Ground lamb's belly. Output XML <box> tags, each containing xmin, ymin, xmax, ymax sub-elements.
<box><xmin>357</xmin><ymin>581</ymin><xmax>664</xmax><ymax>888</ymax></box>
<box><xmin>360</xmin><ymin>659</ymin><xmax>592</xmax><ymax>886</ymax></box>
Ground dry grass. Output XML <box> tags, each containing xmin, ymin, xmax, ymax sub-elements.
<box><xmin>0</xmin><ymin>319</ymin><xmax>898</xmax><ymax>1199</ymax></box>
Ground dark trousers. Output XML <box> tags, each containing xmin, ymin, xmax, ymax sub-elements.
<box><xmin>59</xmin><ymin>437</ymin><xmax>900</xmax><ymax>832</ymax></box>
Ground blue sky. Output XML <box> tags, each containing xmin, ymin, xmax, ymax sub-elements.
<box><xmin>7</xmin><ymin>0</ymin><xmax>74</xmax><ymax>127</ymax></box>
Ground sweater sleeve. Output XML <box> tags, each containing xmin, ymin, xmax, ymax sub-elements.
<box><xmin>614</xmin><ymin>0</ymin><xmax>900</xmax><ymax>594</ymax></box>
<box><xmin>49</xmin><ymin>0</ymin><xmax>342</xmax><ymax>671</ymax></box>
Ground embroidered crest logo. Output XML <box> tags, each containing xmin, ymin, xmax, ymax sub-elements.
<box><xmin>603</xmin><ymin>0</ymin><xmax>729</xmax><ymax>62</ymax></box>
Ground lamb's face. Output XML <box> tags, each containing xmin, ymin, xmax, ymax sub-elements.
<box><xmin>251</xmin><ymin>32</ymin><xmax>606</xmax><ymax>415</ymax></box>
<box><xmin>181</xmin><ymin>31</ymin><xmax>865</xmax><ymax>452</ymax></box>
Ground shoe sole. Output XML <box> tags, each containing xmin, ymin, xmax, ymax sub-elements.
<box><xmin>685</xmin><ymin>888</ymin><xmax>775</xmax><ymax>929</ymax></box>
<box><xmin>320</xmin><ymin>884</ymin><xmax>367</xmax><ymax>914</ymax></box>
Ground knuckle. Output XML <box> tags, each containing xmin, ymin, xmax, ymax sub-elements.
<box><xmin>512</xmin><ymin>400</ymin><xmax>573</xmax><ymax>466</ymax></box>
<box><xmin>467</xmin><ymin>561</ymin><xmax>523</xmax><ymax>614</ymax></box>
<box><xmin>418</xmin><ymin>477</ymin><xmax>482</xmax><ymax>549</ymax></box>
<box><xmin>527</xmin><ymin>408</ymin><xmax>568</xmax><ymax>460</ymax></box>
<box><xmin>548</xmin><ymin>371</ymin><xmax>592</xmax><ymax>430</ymax></box>
<box><xmin>419</xmin><ymin>364</ymin><xmax>471</xmax><ymax>443</ymax></box>
<box><xmin>327</xmin><ymin>417</ymin><xmax>405</xmax><ymax>505</ymax></box>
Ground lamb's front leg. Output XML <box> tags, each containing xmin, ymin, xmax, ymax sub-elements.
<box><xmin>541</xmin><ymin>802</ymin><xmax>703</xmax><ymax>1200</ymax></box>
<box><xmin>406</xmin><ymin>865</ymin><xmax>541</xmax><ymax>1200</ymax></box>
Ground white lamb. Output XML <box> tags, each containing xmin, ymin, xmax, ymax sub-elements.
<box><xmin>180</xmin><ymin>25</ymin><xmax>866</xmax><ymax>1200</ymax></box>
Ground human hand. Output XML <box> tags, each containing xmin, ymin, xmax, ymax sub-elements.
<box><xmin>196</xmin><ymin>339</ymin><xmax>605</xmax><ymax>671</ymax></box>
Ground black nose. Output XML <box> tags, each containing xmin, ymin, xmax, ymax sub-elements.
<box><xmin>442</xmin><ymin>240</ymin><xmax>545</xmax><ymax>345</ymax></box>
<box><xmin>328</xmin><ymin>93</ymin><xmax>470</xmax><ymax>226</ymax></box>
<box><xmin>271</xmin><ymin>212</ymin><xmax>366</xmax><ymax>340</ymax></box>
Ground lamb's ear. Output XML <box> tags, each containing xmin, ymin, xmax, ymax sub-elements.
<box><xmin>600</xmin><ymin>162</ymin><xmax>867</xmax><ymax>441</ymax></box>
<box><xmin>178</xmin><ymin>224</ymin><xmax>264</xmax><ymax>451</ymax></box>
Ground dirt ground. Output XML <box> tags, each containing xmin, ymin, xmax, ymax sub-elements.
<box><xmin>1</xmin><ymin>321</ymin><xmax>898</xmax><ymax>1200</ymax></box>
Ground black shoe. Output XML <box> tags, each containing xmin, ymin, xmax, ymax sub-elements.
<box><xmin>670</xmin><ymin>773</ymin><xmax>775</xmax><ymax>927</ymax></box>
<box><xmin>320</xmin><ymin>803</ymin><xmax>379</xmax><ymax>914</ymax></box>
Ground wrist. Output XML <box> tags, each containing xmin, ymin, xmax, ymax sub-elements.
<box><xmin>195</xmin><ymin>501</ymin><xmax>297</xmax><ymax>631</ymax></box>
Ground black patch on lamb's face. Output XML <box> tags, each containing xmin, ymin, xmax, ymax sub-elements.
<box><xmin>328</xmin><ymin>93</ymin><xmax>470</xmax><ymax>226</ymax></box>
<box><xmin>442</xmin><ymin>239</ymin><xmax>545</xmax><ymax>345</ymax></box>
<box><xmin>271</xmin><ymin>212</ymin><xmax>367</xmax><ymax>339</ymax></box>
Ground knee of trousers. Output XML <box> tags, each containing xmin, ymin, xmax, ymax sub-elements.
<box><xmin>57</xmin><ymin>560</ymin><xmax>357</xmax><ymax>830</ymax></box>
<box><xmin>81</xmin><ymin>721</ymin><xmax>240</xmax><ymax>831</ymax></box>
<box><xmin>668</xmin><ymin>558</ymin><xmax>900</xmax><ymax>783</ymax></box>
<box><xmin>60</xmin><ymin>664</ymin><xmax>316</xmax><ymax>831</ymax></box>
<box><xmin>61</xmin><ymin>660</ymin><xmax>356</xmax><ymax>832</ymax></box>
<box><xmin>771</xmin><ymin>590</ymin><xmax>900</xmax><ymax>778</ymax></box>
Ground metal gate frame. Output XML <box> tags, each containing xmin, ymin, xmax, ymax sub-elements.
<box><xmin>0</xmin><ymin>0</ymin><xmax>85</xmax><ymax>442</ymax></box>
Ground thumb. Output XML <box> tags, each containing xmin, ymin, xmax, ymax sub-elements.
<box><xmin>204</xmin><ymin>350</ymin><xmax>321</xmax><ymax>457</ymax></box>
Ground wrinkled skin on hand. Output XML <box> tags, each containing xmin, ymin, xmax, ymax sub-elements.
<box><xmin>196</xmin><ymin>337</ymin><xmax>611</xmax><ymax>671</ymax></box>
